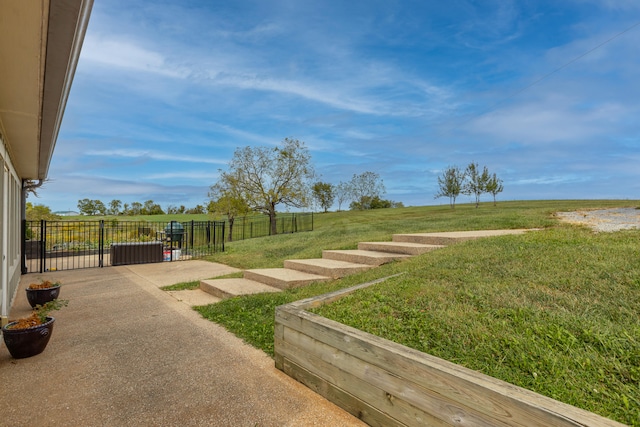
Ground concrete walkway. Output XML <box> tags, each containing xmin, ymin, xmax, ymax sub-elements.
<box><xmin>0</xmin><ymin>261</ymin><xmax>365</xmax><ymax>426</ymax></box>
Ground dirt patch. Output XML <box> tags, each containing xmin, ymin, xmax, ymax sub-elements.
<box><xmin>555</xmin><ymin>207</ymin><xmax>640</xmax><ymax>232</ymax></box>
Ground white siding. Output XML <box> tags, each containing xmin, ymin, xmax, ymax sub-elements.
<box><xmin>1</xmin><ymin>134</ymin><xmax>22</xmax><ymax>325</ymax></box>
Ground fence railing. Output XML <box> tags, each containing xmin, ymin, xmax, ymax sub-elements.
<box><xmin>227</xmin><ymin>212</ymin><xmax>313</xmax><ymax>242</ymax></box>
<box><xmin>22</xmin><ymin>214</ymin><xmax>313</xmax><ymax>273</ymax></box>
<box><xmin>23</xmin><ymin>220</ymin><xmax>225</xmax><ymax>273</ymax></box>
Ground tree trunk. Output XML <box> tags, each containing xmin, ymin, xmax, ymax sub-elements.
<box><xmin>269</xmin><ymin>206</ymin><xmax>277</xmax><ymax>235</ymax></box>
<box><xmin>228</xmin><ymin>217</ymin><xmax>234</xmax><ymax>242</ymax></box>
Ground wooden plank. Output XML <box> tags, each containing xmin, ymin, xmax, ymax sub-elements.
<box><xmin>284</xmin><ymin>274</ymin><xmax>404</xmax><ymax>309</ymax></box>
<box><xmin>274</xmin><ymin>321</ymin><xmax>285</xmax><ymax>370</ymax></box>
<box><xmin>280</xmin><ymin>307</ymin><xmax>618</xmax><ymax>426</ymax></box>
<box><xmin>280</xmin><ymin>329</ymin><xmax>471</xmax><ymax>427</ymax></box>
<box><xmin>275</xmin><ymin>305</ymin><xmax>624</xmax><ymax>427</ymax></box>
<box><xmin>281</xmin><ymin>357</ymin><xmax>405</xmax><ymax>427</ymax></box>
<box><xmin>280</xmin><ymin>326</ymin><xmax>508</xmax><ymax>427</ymax></box>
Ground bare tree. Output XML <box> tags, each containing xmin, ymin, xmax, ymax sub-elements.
<box><xmin>349</xmin><ymin>171</ymin><xmax>386</xmax><ymax>210</ymax></box>
<box><xmin>334</xmin><ymin>181</ymin><xmax>351</xmax><ymax>212</ymax></box>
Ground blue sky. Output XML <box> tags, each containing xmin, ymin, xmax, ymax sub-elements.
<box><xmin>36</xmin><ymin>0</ymin><xmax>640</xmax><ymax>212</ymax></box>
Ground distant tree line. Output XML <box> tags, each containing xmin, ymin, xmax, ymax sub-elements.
<box><xmin>435</xmin><ymin>162</ymin><xmax>504</xmax><ymax>209</ymax></box>
<box><xmin>66</xmin><ymin>139</ymin><xmax>401</xmax><ymax>227</ymax></box>
<box><xmin>311</xmin><ymin>171</ymin><xmax>403</xmax><ymax>213</ymax></box>
<box><xmin>76</xmin><ymin>198</ymin><xmax>205</xmax><ymax>216</ymax></box>
<box><xmin>26</xmin><ymin>202</ymin><xmax>60</xmax><ymax>221</ymax></box>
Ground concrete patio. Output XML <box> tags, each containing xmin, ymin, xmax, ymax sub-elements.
<box><xmin>0</xmin><ymin>260</ymin><xmax>365</xmax><ymax>426</ymax></box>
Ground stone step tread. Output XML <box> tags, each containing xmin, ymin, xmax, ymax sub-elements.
<box><xmin>322</xmin><ymin>249</ymin><xmax>411</xmax><ymax>265</ymax></box>
<box><xmin>393</xmin><ymin>229</ymin><xmax>532</xmax><ymax>244</ymax></box>
<box><xmin>283</xmin><ymin>258</ymin><xmax>374</xmax><ymax>279</ymax></box>
<box><xmin>200</xmin><ymin>278</ymin><xmax>281</xmax><ymax>299</ymax></box>
<box><xmin>358</xmin><ymin>241</ymin><xmax>445</xmax><ymax>255</ymax></box>
<box><xmin>286</xmin><ymin>258</ymin><xmax>372</xmax><ymax>268</ymax></box>
<box><xmin>244</xmin><ymin>268</ymin><xmax>331</xmax><ymax>290</ymax></box>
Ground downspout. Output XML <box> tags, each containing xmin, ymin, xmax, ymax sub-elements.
<box><xmin>21</xmin><ymin>179</ymin><xmax>44</xmax><ymax>274</ymax></box>
<box><xmin>1</xmin><ymin>138</ymin><xmax>7</xmax><ymax>325</ymax></box>
<box><xmin>1</xmin><ymin>168</ymin><xmax>6</xmax><ymax>326</ymax></box>
<box><xmin>21</xmin><ymin>179</ymin><xmax>44</xmax><ymax>217</ymax></box>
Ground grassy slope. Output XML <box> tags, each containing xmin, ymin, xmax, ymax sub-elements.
<box><xmin>203</xmin><ymin>200</ymin><xmax>566</xmax><ymax>269</ymax></box>
<box><xmin>192</xmin><ymin>200</ymin><xmax>639</xmax><ymax>425</ymax></box>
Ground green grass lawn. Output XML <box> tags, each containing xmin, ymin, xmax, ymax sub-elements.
<box><xmin>193</xmin><ymin>200</ymin><xmax>640</xmax><ymax>425</ymax></box>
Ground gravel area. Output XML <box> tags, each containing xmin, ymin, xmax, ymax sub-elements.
<box><xmin>555</xmin><ymin>207</ymin><xmax>640</xmax><ymax>232</ymax></box>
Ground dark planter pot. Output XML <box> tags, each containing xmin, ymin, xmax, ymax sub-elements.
<box><xmin>2</xmin><ymin>317</ymin><xmax>55</xmax><ymax>359</ymax></box>
<box><xmin>26</xmin><ymin>285</ymin><xmax>60</xmax><ymax>308</ymax></box>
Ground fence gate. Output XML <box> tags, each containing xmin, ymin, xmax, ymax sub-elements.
<box><xmin>23</xmin><ymin>220</ymin><xmax>225</xmax><ymax>273</ymax></box>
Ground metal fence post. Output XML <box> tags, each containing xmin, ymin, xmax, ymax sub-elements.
<box><xmin>99</xmin><ymin>220</ymin><xmax>104</xmax><ymax>267</ymax></box>
<box><xmin>39</xmin><ymin>219</ymin><xmax>45</xmax><ymax>273</ymax></box>
<box><xmin>221</xmin><ymin>221</ymin><xmax>225</xmax><ymax>252</ymax></box>
<box><xmin>21</xmin><ymin>219</ymin><xmax>27</xmax><ymax>274</ymax></box>
<box><xmin>190</xmin><ymin>220</ymin><xmax>194</xmax><ymax>252</ymax></box>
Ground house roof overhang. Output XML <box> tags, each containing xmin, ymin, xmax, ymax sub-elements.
<box><xmin>0</xmin><ymin>0</ymin><xmax>92</xmax><ymax>180</ymax></box>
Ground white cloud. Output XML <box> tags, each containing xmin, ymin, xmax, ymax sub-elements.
<box><xmin>512</xmin><ymin>175</ymin><xmax>588</xmax><ymax>186</ymax></box>
<box><xmin>36</xmin><ymin>1</ymin><xmax>640</xmax><ymax>211</ymax></box>
<box><xmin>81</xmin><ymin>34</ymin><xmax>191</xmax><ymax>78</ymax></box>
<box><xmin>85</xmin><ymin>149</ymin><xmax>226</xmax><ymax>165</ymax></box>
<box><xmin>145</xmin><ymin>171</ymin><xmax>220</xmax><ymax>180</ymax></box>
<box><xmin>470</xmin><ymin>107</ymin><xmax>596</xmax><ymax>144</ymax></box>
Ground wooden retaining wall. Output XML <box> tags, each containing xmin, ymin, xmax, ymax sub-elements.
<box><xmin>274</xmin><ymin>276</ymin><xmax>624</xmax><ymax>427</ymax></box>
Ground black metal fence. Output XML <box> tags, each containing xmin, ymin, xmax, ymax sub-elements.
<box><xmin>23</xmin><ymin>220</ymin><xmax>225</xmax><ymax>273</ymax></box>
<box><xmin>227</xmin><ymin>212</ymin><xmax>313</xmax><ymax>242</ymax></box>
<box><xmin>22</xmin><ymin>214</ymin><xmax>313</xmax><ymax>273</ymax></box>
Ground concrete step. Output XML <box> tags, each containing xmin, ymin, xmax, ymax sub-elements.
<box><xmin>244</xmin><ymin>268</ymin><xmax>330</xmax><ymax>290</ymax></box>
<box><xmin>392</xmin><ymin>229</ymin><xmax>532</xmax><ymax>246</ymax></box>
<box><xmin>200</xmin><ymin>278</ymin><xmax>281</xmax><ymax>300</ymax></box>
<box><xmin>283</xmin><ymin>258</ymin><xmax>374</xmax><ymax>279</ymax></box>
<box><xmin>357</xmin><ymin>241</ymin><xmax>444</xmax><ymax>255</ymax></box>
<box><xmin>322</xmin><ymin>249</ymin><xmax>411</xmax><ymax>266</ymax></box>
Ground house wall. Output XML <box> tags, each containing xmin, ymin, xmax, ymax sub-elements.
<box><xmin>0</xmin><ymin>133</ymin><xmax>22</xmax><ymax>326</ymax></box>
<box><xmin>274</xmin><ymin>279</ymin><xmax>625</xmax><ymax>427</ymax></box>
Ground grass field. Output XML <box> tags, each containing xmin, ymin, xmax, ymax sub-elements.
<box><xmin>62</xmin><ymin>213</ymin><xmax>212</xmax><ymax>222</ymax></box>
<box><xmin>193</xmin><ymin>200</ymin><xmax>639</xmax><ymax>425</ymax></box>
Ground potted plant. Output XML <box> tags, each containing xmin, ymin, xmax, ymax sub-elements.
<box><xmin>2</xmin><ymin>299</ymin><xmax>68</xmax><ymax>359</ymax></box>
<box><xmin>25</xmin><ymin>279</ymin><xmax>61</xmax><ymax>308</ymax></box>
